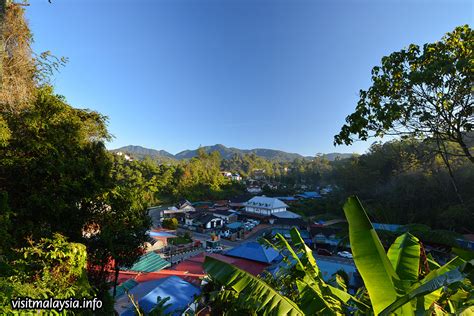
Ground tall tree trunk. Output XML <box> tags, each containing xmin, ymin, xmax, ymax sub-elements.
<box><xmin>112</xmin><ymin>264</ymin><xmax>120</xmax><ymax>298</ymax></box>
<box><xmin>456</xmin><ymin>132</ymin><xmax>474</xmax><ymax>164</ymax></box>
<box><xmin>0</xmin><ymin>0</ymin><xmax>6</xmax><ymax>91</ymax></box>
<box><xmin>435</xmin><ymin>135</ymin><xmax>465</xmax><ymax>206</ymax></box>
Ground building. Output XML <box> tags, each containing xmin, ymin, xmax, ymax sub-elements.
<box><xmin>231</xmin><ymin>173</ymin><xmax>242</xmax><ymax>181</ymax></box>
<box><xmin>186</xmin><ymin>213</ymin><xmax>224</xmax><ymax>230</ymax></box>
<box><xmin>115</xmin><ymin>276</ymin><xmax>201</xmax><ymax>315</ymax></box>
<box><xmin>212</xmin><ymin>209</ymin><xmax>238</xmax><ymax>223</ymax></box>
<box><xmin>225</xmin><ymin>242</ymin><xmax>280</xmax><ymax>264</ymax></box>
<box><xmin>296</xmin><ymin>191</ymin><xmax>322</xmax><ymax>199</ymax></box>
<box><xmin>125</xmin><ymin>252</ymin><xmax>171</xmax><ymax>273</ymax></box>
<box><xmin>247</xmin><ymin>186</ymin><xmax>262</xmax><ymax>194</ymax></box>
<box><xmin>144</xmin><ymin>231</ymin><xmax>177</xmax><ymax>252</ymax></box>
<box><xmin>244</xmin><ymin>196</ymin><xmax>288</xmax><ymax>217</ymax></box>
<box><xmin>148</xmin><ymin>200</ymin><xmax>196</xmax><ymax>226</ymax></box>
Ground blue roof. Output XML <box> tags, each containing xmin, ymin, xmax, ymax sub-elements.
<box><xmin>226</xmin><ymin>221</ymin><xmax>243</xmax><ymax>230</ymax></box>
<box><xmin>225</xmin><ymin>242</ymin><xmax>280</xmax><ymax>263</ymax></box>
<box><xmin>296</xmin><ymin>191</ymin><xmax>322</xmax><ymax>198</ymax></box>
<box><xmin>274</xmin><ymin>196</ymin><xmax>297</xmax><ymax>201</ymax></box>
<box><xmin>121</xmin><ymin>276</ymin><xmax>201</xmax><ymax>316</ymax></box>
<box><xmin>372</xmin><ymin>223</ymin><xmax>403</xmax><ymax>232</ymax></box>
<box><xmin>149</xmin><ymin>231</ymin><xmax>175</xmax><ymax>238</ymax></box>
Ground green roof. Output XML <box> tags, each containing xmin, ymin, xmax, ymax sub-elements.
<box><xmin>127</xmin><ymin>252</ymin><xmax>171</xmax><ymax>273</ymax></box>
<box><xmin>113</xmin><ymin>279</ymin><xmax>138</xmax><ymax>297</ymax></box>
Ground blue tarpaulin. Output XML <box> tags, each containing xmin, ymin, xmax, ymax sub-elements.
<box><xmin>121</xmin><ymin>276</ymin><xmax>200</xmax><ymax>316</ymax></box>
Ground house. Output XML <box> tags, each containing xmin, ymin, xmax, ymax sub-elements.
<box><xmin>173</xmin><ymin>253</ymin><xmax>268</xmax><ymax>276</ymax></box>
<box><xmin>115</xmin><ymin>276</ymin><xmax>201</xmax><ymax>316</ymax></box>
<box><xmin>221</xmin><ymin>171</ymin><xmax>232</xmax><ymax>177</ymax></box>
<box><xmin>231</xmin><ymin>173</ymin><xmax>242</xmax><ymax>181</ymax></box>
<box><xmin>124</xmin><ymin>252</ymin><xmax>171</xmax><ymax>273</ymax></box>
<box><xmin>247</xmin><ymin>186</ymin><xmax>262</xmax><ymax>194</ymax></box>
<box><xmin>296</xmin><ymin>191</ymin><xmax>322</xmax><ymax>199</ymax></box>
<box><xmin>274</xmin><ymin>196</ymin><xmax>298</xmax><ymax>202</ymax></box>
<box><xmin>212</xmin><ymin>209</ymin><xmax>238</xmax><ymax>223</ymax></box>
<box><xmin>148</xmin><ymin>201</ymin><xmax>196</xmax><ymax>226</ymax></box>
<box><xmin>271</xmin><ymin>210</ymin><xmax>301</xmax><ymax>219</ymax></box>
<box><xmin>176</xmin><ymin>199</ymin><xmax>195</xmax><ymax>212</ymax></box>
<box><xmin>225</xmin><ymin>242</ymin><xmax>280</xmax><ymax>264</ymax></box>
<box><xmin>115</xmin><ymin>151</ymin><xmax>133</xmax><ymax>161</ymax></box>
<box><xmin>244</xmin><ymin>196</ymin><xmax>288</xmax><ymax>217</ymax></box>
<box><xmin>144</xmin><ymin>231</ymin><xmax>176</xmax><ymax>252</ymax></box>
<box><xmin>187</xmin><ymin>213</ymin><xmax>224</xmax><ymax>230</ymax></box>
<box><xmin>270</xmin><ymin>217</ymin><xmax>307</xmax><ymax>231</ymax></box>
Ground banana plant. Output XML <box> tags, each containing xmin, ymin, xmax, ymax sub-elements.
<box><xmin>203</xmin><ymin>227</ymin><xmax>367</xmax><ymax>315</ymax></box>
<box><xmin>203</xmin><ymin>196</ymin><xmax>472</xmax><ymax>315</ymax></box>
<box><xmin>203</xmin><ymin>255</ymin><xmax>304</xmax><ymax>315</ymax></box>
<box><xmin>344</xmin><ymin>196</ymin><xmax>473</xmax><ymax>315</ymax></box>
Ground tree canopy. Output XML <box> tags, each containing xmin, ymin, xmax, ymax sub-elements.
<box><xmin>335</xmin><ymin>25</ymin><xmax>473</xmax><ymax>163</ymax></box>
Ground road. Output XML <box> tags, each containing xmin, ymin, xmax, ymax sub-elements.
<box><xmin>315</xmin><ymin>254</ymin><xmax>355</xmax><ymax>265</ymax></box>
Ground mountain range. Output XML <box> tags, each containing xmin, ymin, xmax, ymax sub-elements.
<box><xmin>110</xmin><ymin>144</ymin><xmax>356</xmax><ymax>162</ymax></box>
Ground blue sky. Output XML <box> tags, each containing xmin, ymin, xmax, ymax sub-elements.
<box><xmin>26</xmin><ymin>0</ymin><xmax>472</xmax><ymax>156</ymax></box>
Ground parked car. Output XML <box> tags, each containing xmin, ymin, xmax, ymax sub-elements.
<box><xmin>337</xmin><ymin>251</ymin><xmax>353</xmax><ymax>259</ymax></box>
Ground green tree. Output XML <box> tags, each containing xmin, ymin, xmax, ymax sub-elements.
<box><xmin>162</xmin><ymin>218</ymin><xmax>179</xmax><ymax>230</ymax></box>
<box><xmin>86</xmin><ymin>156</ymin><xmax>153</xmax><ymax>298</ymax></box>
<box><xmin>334</xmin><ymin>25</ymin><xmax>473</xmax><ymax>163</ymax></box>
<box><xmin>0</xmin><ymin>87</ymin><xmax>112</xmax><ymax>243</ymax></box>
<box><xmin>0</xmin><ymin>234</ymin><xmax>94</xmax><ymax>314</ymax></box>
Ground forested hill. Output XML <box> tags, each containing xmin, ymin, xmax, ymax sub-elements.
<box><xmin>110</xmin><ymin>145</ymin><xmax>175</xmax><ymax>160</ymax></box>
<box><xmin>111</xmin><ymin>144</ymin><xmax>355</xmax><ymax>161</ymax></box>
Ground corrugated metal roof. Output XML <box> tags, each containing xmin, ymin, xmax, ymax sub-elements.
<box><xmin>272</xmin><ymin>211</ymin><xmax>301</xmax><ymax>219</ymax></box>
<box><xmin>225</xmin><ymin>242</ymin><xmax>280</xmax><ymax>263</ymax></box>
<box><xmin>126</xmin><ymin>252</ymin><xmax>171</xmax><ymax>273</ymax></box>
<box><xmin>112</xmin><ymin>279</ymin><xmax>139</xmax><ymax>298</ymax></box>
<box><xmin>244</xmin><ymin>196</ymin><xmax>288</xmax><ymax>209</ymax></box>
<box><xmin>120</xmin><ymin>276</ymin><xmax>201</xmax><ymax>316</ymax></box>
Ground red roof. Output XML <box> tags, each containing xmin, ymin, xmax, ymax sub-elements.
<box><xmin>173</xmin><ymin>253</ymin><xmax>268</xmax><ymax>276</ymax></box>
<box><xmin>114</xmin><ymin>269</ymin><xmax>204</xmax><ymax>286</ymax></box>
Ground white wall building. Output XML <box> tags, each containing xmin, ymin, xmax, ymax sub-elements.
<box><xmin>244</xmin><ymin>196</ymin><xmax>288</xmax><ymax>216</ymax></box>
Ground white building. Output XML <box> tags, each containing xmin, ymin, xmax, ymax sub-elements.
<box><xmin>244</xmin><ymin>196</ymin><xmax>288</xmax><ymax>216</ymax></box>
<box><xmin>247</xmin><ymin>186</ymin><xmax>262</xmax><ymax>194</ymax></box>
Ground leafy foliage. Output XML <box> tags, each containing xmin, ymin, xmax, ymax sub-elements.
<box><xmin>162</xmin><ymin>218</ymin><xmax>179</xmax><ymax>230</ymax></box>
<box><xmin>204</xmin><ymin>256</ymin><xmax>305</xmax><ymax>315</ymax></box>
<box><xmin>205</xmin><ymin>198</ymin><xmax>473</xmax><ymax>315</ymax></box>
<box><xmin>0</xmin><ymin>234</ymin><xmax>93</xmax><ymax>314</ymax></box>
<box><xmin>335</xmin><ymin>25</ymin><xmax>473</xmax><ymax>163</ymax></box>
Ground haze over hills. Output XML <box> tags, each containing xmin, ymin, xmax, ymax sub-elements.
<box><xmin>111</xmin><ymin>144</ymin><xmax>356</xmax><ymax>162</ymax></box>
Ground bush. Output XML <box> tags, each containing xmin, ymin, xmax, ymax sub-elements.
<box><xmin>162</xmin><ymin>218</ymin><xmax>178</xmax><ymax>230</ymax></box>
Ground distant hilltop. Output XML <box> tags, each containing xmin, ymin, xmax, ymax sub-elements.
<box><xmin>110</xmin><ymin>144</ymin><xmax>357</xmax><ymax>162</ymax></box>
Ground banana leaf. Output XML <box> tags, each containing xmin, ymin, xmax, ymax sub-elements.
<box><xmin>273</xmin><ymin>229</ymin><xmax>369</xmax><ymax>313</ymax></box>
<box><xmin>387</xmin><ymin>233</ymin><xmax>420</xmax><ymax>283</ymax></box>
<box><xmin>452</xmin><ymin>248</ymin><xmax>474</xmax><ymax>261</ymax></box>
<box><xmin>203</xmin><ymin>256</ymin><xmax>304</xmax><ymax>315</ymax></box>
<box><xmin>343</xmin><ymin>196</ymin><xmax>411</xmax><ymax>315</ymax></box>
<box><xmin>379</xmin><ymin>266</ymin><xmax>468</xmax><ymax>315</ymax></box>
<box><xmin>289</xmin><ymin>228</ymin><xmax>319</xmax><ymax>276</ymax></box>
